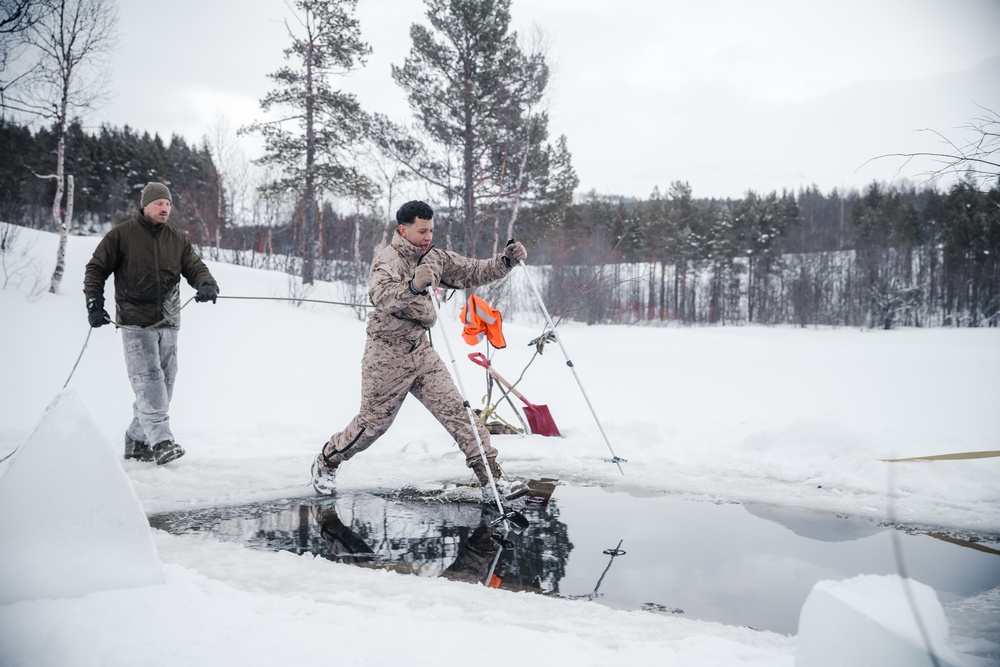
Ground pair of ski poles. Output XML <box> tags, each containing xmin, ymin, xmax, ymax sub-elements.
<box><xmin>428</xmin><ymin>259</ymin><xmax>629</xmax><ymax>535</ymax></box>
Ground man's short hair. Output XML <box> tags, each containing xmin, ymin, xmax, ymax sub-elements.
<box><xmin>396</xmin><ymin>200</ymin><xmax>434</xmax><ymax>225</ymax></box>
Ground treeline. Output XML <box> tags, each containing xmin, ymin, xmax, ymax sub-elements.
<box><xmin>518</xmin><ymin>182</ymin><xmax>999</xmax><ymax>328</ymax></box>
<box><xmin>0</xmin><ymin>120</ymin><xmax>224</xmax><ymax>244</ymax></box>
<box><xmin>2</xmin><ymin>119</ymin><xmax>998</xmax><ymax>328</ymax></box>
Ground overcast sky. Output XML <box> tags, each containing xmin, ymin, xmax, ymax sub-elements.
<box><xmin>89</xmin><ymin>0</ymin><xmax>1000</xmax><ymax>200</ymax></box>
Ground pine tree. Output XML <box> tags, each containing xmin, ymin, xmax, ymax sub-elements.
<box><xmin>241</xmin><ymin>0</ymin><xmax>373</xmax><ymax>284</ymax></box>
<box><xmin>392</xmin><ymin>0</ymin><xmax>551</xmax><ymax>255</ymax></box>
<box><xmin>535</xmin><ymin>135</ymin><xmax>579</xmax><ymax>241</ymax></box>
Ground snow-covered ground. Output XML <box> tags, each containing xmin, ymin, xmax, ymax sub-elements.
<box><xmin>1</xmin><ymin>226</ymin><xmax>998</xmax><ymax>666</ymax></box>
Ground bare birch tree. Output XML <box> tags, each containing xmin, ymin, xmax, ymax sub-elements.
<box><xmin>870</xmin><ymin>105</ymin><xmax>1000</xmax><ymax>193</ymax></box>
<box><xmin>15</xmin><ymin>0</ymin><xmax>116</xmax><ymax>294</ymax></box>
<box><xmin>0</xmin><ymin>0</ymin><xmax>51</xmax><ymax>118</ymax></box>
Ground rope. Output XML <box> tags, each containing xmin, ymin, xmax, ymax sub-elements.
<box><xmin>62</xmin><ymin>327</ymin><xmax>94</xmax><ymax>389</ymax></box>
<box><xmin>5</xmin><ymin>292</ymin><xmax>376</xmax><ymax>467</ymax></box>
<box><xmin>112</xmin><ymin>296</ymin><xmax>196</xmax><ymax>331</ymax></box>
<box><xmin>879</xmin><ymin>450</ymin><xmax>1000</xmax><ymax>462</ymax></box>
<box><xmin>64</xmin><ymin>293</ymin><xmax>371</xmax><ymax>388</ymax></box>
<box><xmin>884</xmin><ymin>458</ymin><xmax>942</xmax><ymax>667</ymax></box>
<box><xmin>217</xmin><ymin>295</ymin><xmax>372</xmax><ymax>308</ymax></box>
<box><xmin>109</xmin><ymin>295</ymin><xmax>372</xmax><ymax>332</ymax></box>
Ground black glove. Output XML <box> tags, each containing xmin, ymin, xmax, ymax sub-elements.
<box><xmin>87</xmin><ymin>298</ymin><xmax>110</xmax><ymax>328</ymax></box>
<box><xmin>195</xmin><ymin>282</ymin><xmax>219</xmax><ymax>304</ymax></box>
<box><xmin>503</xmin><ymin>239</ymin><xmax>526</xmax><ymax>267</ymax></box>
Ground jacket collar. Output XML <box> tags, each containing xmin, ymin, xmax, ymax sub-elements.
<box><xmin>136</xmin><ymin>210</ymin><xmax>165</xmax><ymax>235</ymax></box>
<box><xmin>392</xmin><ymin>229</ymin><xmax>432</xmax><ymax>263</ymax></box>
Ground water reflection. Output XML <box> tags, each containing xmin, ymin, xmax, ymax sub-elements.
<box><xmin>552</xmin><ymin>486</ymin><xmax>1000</xmax><ymax>636</ymax></box>
<box><xmin>149</xmin><ymin>483</ymin><xmax>1000</xmax><ymax>637</ymax></box>
<box><xmin>742</xmin><ymin>503</ymin><xmax>885</xmax><ymax>542</ymax></box>
<box><xmin>312</xmin><ymin>502</ymin><xmax>557</xmax><ymax>593</ymax></box>
<box><xmin>150</xmin><ymin>483</ymin><xmax>571</xmax><ymax>595</ymax></box>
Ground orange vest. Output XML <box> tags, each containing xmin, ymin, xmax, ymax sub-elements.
<box><xmin>460</xmin><ymin>294</ymin><xmax>506</xmax><ymax>348</ymax></box>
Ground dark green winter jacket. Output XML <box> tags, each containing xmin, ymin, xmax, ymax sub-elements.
<box><xmin>83</xmin><ymin>211</ymin><xmax>218</xmax><ymax>327</ymax></box>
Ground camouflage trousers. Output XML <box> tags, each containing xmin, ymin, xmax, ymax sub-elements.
<box><xmin>322</xmin><ymin>334</ymin><xmax>497</xmax><ymax>468</ymax></box>
<box><xmin>122</xmin><ymin>326</ymin><xmax>178</xmax><ymax>446</ymax></box>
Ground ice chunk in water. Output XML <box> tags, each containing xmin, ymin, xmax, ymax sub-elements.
<box><xmin>796</xmin><ymin>574</ymin><xmax>968</xmax><ymax>667</ymax></box>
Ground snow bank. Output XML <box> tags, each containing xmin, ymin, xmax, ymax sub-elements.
<box><xmin>0</xmin><ymin>390</ymin><xmax>163</xmax><ymax>604</ymax></box>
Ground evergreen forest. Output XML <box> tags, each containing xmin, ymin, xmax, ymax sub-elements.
<box><xmin>2</xmin><ymin>119</ymin><xmax>997</xmax><ymax>329</ymax></box>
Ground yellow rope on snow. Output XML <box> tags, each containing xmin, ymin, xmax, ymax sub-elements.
<box><xmin>879</xmin><ymin>450</ymin><xmax>1000</xmax><ymax>462</ymax></box>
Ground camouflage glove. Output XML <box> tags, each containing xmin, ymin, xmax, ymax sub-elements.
<box><xmin>195</xmin><ymin>282</ymin><xmax>219</xmax><ymax>304</ymax></box>
<box><xmin>503</xmin><ymin>239</ymin><xmax>526</xmax><ymax>267</ymax></box>
<box><xmin>411</xmin><ymin>265</ymin><xmax>435</xmax><ymax>294</ymax></box>
<box><xmin>87</xmin><ymin>298</ymin><xmax>110</xmax><ymax>328</ymax></box>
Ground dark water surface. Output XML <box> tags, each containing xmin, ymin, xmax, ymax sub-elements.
<box><xmin>149</xmin><ymin>482</ymin><xmax>1000</xmax><ymax>636</ymax></box>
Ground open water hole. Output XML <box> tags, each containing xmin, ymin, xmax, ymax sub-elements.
<box><xmin>149</xmin><ymin>482</ymin><xmax>1000</xmax><ymax>637</ymax></box>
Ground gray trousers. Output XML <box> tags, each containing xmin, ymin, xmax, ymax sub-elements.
<box><xmin>122</xmin><ymin>326</ymin><xmax>179</xmax><ymax>446</ymax></box>
<box><xmin>323</xmin><ymin>334</ymin><xmax>497</xmax><ymax>468</ymax></box>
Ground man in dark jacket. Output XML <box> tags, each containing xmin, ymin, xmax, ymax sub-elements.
<box><xmin>83</xmin><ymin>182</ymin><xmax>219</xmax><ymax>465</ymax></box>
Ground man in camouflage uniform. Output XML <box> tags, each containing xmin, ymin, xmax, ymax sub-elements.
<box><xmin>312</xmin><ymin>200</ymin><xmax>527</xmax><ymax>502</ymax></box>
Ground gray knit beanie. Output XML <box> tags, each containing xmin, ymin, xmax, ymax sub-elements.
<box><xmin>140</xmin><ymin>182</ymin><xmax>172</xmax><ymax>207</ymax></box>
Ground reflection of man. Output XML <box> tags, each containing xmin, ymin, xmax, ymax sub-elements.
<box><xmin>316</xmin><ymin>506</ymin><xmax>375</xmax><ymax>563</ymax></box>
<box><xmin>314</xmin><ymin>505</ymin><xmax>502</xmax><ymax>585</ymax></box>
<box><xmin>441</xmin><ymin>524</ymin><xmax>502</xmax><ymax>586</ymax></box>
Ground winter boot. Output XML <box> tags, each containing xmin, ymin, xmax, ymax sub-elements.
<box><xmin>124</xmin><ymin>433</ymin><xmax>154</xmax><ymax>462</ymax></box>
<box><xmin>152</xmin><ymin>440</ymin><xmax>185</xmax><ymax>466</ymax></box>
<box><xmin>472</xmin><ymin>457</ymin><xmax>512</xmax><ymax>505</ymax></box>
<box><xmin>311</xmin><ymin>451</ymin><xmax>339</xmax><ymax>495</ymax></box>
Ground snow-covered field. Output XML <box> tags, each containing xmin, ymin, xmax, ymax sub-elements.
<box><xmin>1</xmin><ymin>226</ymin><xmax>998</xmax><ymax>666</ymax></box>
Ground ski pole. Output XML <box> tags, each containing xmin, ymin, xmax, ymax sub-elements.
<box><xmin>520</xmin><ymin>263</ymin><xmax>626</xmax><ymax>474</ymax></box>
<box><xmin>590</xmin><ymin>539</ymin><xmax>626</xmax><ymax>600</ymax></box>
<box><xmin>428</xmin><ymin>289</ymin><xmax>528</xmax><ymax>532</ymax></box>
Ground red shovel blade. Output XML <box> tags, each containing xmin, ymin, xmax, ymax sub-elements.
<box><xmin>468</xmin><ymin>353</ymin><xmax>561</xmax><ymax>437</ymax></box>
<box><xmin>523</xmin><ymin>404</ymin><xmax>561</xmax><ymax>437</ymax></box>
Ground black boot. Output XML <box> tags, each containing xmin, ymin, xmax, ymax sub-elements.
<box><xmin>152</xmin><ymin>440</ymin><xmax>185</xmax><ymax>465</ymax></box>
<box><xmin>124</xmin><ymin>433</ymin><xmax>154</xmax><ymax>462</ymax></box>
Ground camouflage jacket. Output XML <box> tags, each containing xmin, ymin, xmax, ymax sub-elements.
<box><xmin>367</xmin><ymin>231</ymin><xmax>512</xmax><ymax>347</ymax></box>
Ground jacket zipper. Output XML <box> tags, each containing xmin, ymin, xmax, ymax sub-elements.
<box><xmin>153</xmin><ymin>228</ymin><xmax>162</xmax><ymax>321</ymax></box>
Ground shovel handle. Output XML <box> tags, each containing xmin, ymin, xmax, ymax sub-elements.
<box><xmin>467</xmin><ymin>353</ymin><xmax>532</xmax><ymax>405</ymax></box>
<box><xmin>468</xmin><ymin>352</ymin><xmax>491</xmax><ymax>369</ymax></box>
